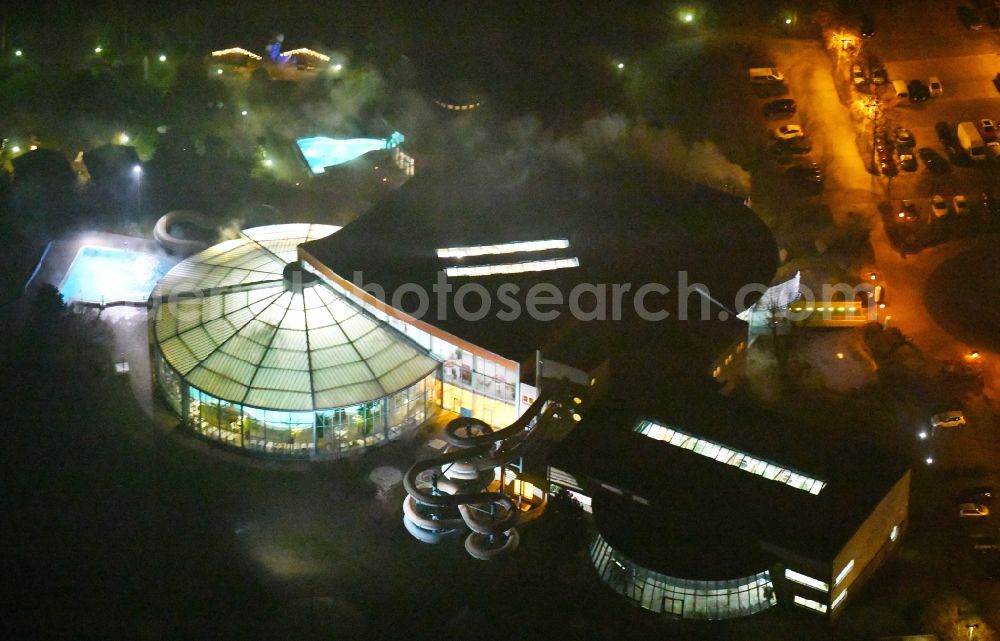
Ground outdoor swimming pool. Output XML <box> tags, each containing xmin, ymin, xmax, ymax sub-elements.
<box><xmin>296</xmin><ymin>132</ymin><xmax>404</xmax><ymax>174</ymax></box>
<box><xmin>59</xmin><ymin>246</ymin><xmax>176</xmax><ymax>303</ymax></box>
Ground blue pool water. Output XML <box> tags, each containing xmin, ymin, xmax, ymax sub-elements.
<box><xmin>296</xmin><ymin>132</ymin><xmax>404</xmax><ymax>174</ymax></box>
<box><xmin>59</xmin><ymin>246</ymin><xmax>176</xmax><ymax>303</ymax></box>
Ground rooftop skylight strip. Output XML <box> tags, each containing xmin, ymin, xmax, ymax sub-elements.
<box><xmin>437</xmin><ymin>239</ymin><xmax>570</xmax><ymax>259</ymax></box>
<box><xmin>445</xmin><ymin>257</ymin><xmax>579</xmax><ymax>278</ymax></box>
<box><xmin>635</xmin><ymin>419</ymin><xmax>826</xmax><ymax>495</ymax></box>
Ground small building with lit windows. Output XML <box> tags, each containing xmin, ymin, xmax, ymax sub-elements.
<box><xmin>548</xmin><ymin>364</ymin><xmax>911</xmax><ymax>621</ymax></box>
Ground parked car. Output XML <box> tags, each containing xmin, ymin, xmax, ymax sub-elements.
<box><xmin>774</xmin><ymin>137</ymin><xmax>812</xmax><ymax>154</ymax></box>
<box><xmin>852</xmin><ymin>64</ymin><xmax>866</xmax><ymax>86</ymax></box>
<box><xmin>872</xmin><ymin>66</ymin><xmax>888</xmax><ymax>85</ymax></box>
<box><xmin>980</xmin><ymin>118</ymin><xmax>997</xmax><ymax>141</ymax></box>
<box><xmin>877</xmin><ymin>144</ymin><xmax>897</xmax><ymax>176</ymax></box>
<box><xmin>896</xmin><ymin>200</ymin><xmax>919</xmax><ymax>222</ymax></box>
<box><xmin>952</xmin><ymin>195</ymin><xmax>970</xmax><ymax>216</ymax></box>
<box><xmin>786</xmin><ymin>163</ymin><xmax>823</xmax><ymax>192</ymax></box>
<box><xmin>988</xmin><ymin>141</ymin><xmax>1000</xmax><ymax>161</ymax></box>
<box><xmin>928</xmin><ymin>76</ymin><xmax>943</xmax><ymax>97</ymax></box>
<box><xmin>959</xmin><ymin>486</ymin><xmax>996</xmax><ymax>503</ymax></box>
<box><xmin>984</xmin><ymin>192</ymin><xmax>1000</xmax><ymax>217</ymax></box>
<box><xmin>908</xmin><ymin>79</ymin><xmax>930</xmax><ymax>102</ymax></box>
<box><xmin>899</xmin><ymin>151</ymin><xmax>917</xmax><ymax>171</ymax></box>
<box><xmin>960</xmin><ymin>503</ymin><xmax>990</xmax><ymax>518</ymax></box>
<box><xmin>894</xmin><ymin>127</ymin><xmax>915</xmax><ymax>147</ymax></box>
<box><xmin>918</xmin><ymin>148</ymin><xmax>949</xmax><ymax>173</ymax></box>
<box><xmin>773</xmin><ymin>124</ymin><xmax>804</xmax><ymax>140</ymax></box>
<box><xmin>861</xmin><ymin>14</ymin><xmax>875</xmax><ymax>38</ymax></box>
<box><xmin>764</xmin><ymin>99</ymin><xmax>796</xmax><ymax>116</ymax></box>
<box><xmin>931</xmin><ymin>195</ymin><xmax>949</xmax><ymax>218</ymax></box>
<box><xmin>933</xmin><ymin>410</ymin><xmax>966</xmax><ymax>427</ymax></box>
<box><xmin>958</xmin><ymin>5</ymin><xmax>985</xmax><ymax>30</ymax></box>
<box><xmin>972</xmin><ymin>533</ymin><xmax>1000</xmax><ymax>550</ymax></box>
<box><xmin>936</xmin><ymin>121</ymin><xmax>957</xmax><ymax>146</ymax></box>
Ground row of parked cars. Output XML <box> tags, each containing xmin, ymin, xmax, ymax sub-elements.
<box><xmin>749</xmin><ymin>68</ymin><xmax>824</xmax><ymax>192</ymax></box>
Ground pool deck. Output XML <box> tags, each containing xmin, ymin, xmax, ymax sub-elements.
<box><xmin>27</xmin><ymin>231</ymin><xmax>170</xmax><ymax>302</ymax></box>
<box><xmin>25</xmin><ymin>232</ymin><xmax>174</xmax><ymax>419</ymax></box>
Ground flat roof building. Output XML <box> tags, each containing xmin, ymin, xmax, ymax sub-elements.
<box><xmin>549</xmin><ymin>360</ymin><xmax>910</xmax><ymax>620</ymax></box>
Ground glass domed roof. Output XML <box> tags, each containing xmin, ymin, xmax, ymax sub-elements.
<box><xmin>151</xmin><ymin>224</ymin><xmax>439</xmax><ymax>411</ymax></box>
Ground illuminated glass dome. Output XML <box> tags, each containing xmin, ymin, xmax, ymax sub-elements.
<box><xmin>150</xmin><ymin>224</ymin><xmax>440</xmax><ymax>458</ymax></box>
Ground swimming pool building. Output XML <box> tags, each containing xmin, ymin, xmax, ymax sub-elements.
<box><xmin>145</xmin><ymin>158</ymin><xmax>910</xmax><ymax>621</ymax></box>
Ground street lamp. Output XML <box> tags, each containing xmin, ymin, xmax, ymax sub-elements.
<box><xmin>94</xmin><ymin>46</ymin><xmax>103</xmax><ymax>54</ymax></box>
<box><xmin>967</xmin><ymin>623</ymin><xmax>979</xmax><ymax>641</ymax></box>
<box><xmin>158</xmin><ymin>54</ymin><xmax>167</xmax><ymax>62</ymax></box>
<box><xmin>681</xmin><ymin>11</ymin><xmax>695</xmax><ymax>23</ymax></box>
<box><xmin>14</xmin><ymin>49</ymin><xmax>23</xmax><ymax>57</ymax></box>
<box><xmin>132</xmin><ymin>165</ymin><xmax>143</xmax><ymax>214</ymax></box>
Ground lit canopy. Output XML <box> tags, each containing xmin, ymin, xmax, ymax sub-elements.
<box><xmin>211</xmin><ymin>47</ymin><xmax>262</xmax><ymax>61</ymax></box>
<box><xmin>152</xmin><ymin>224</ymin><xmax>439</xmax><ymax>411</ymax></box>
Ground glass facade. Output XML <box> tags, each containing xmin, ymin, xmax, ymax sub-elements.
<box><xmin>305</xmin><ymin>260</ymin><xmax>519</xmax><ymax>428</ymax></box>
<box><xmin>151</xmin><ymin>224</ymin><xmax>445</xmax><ymax>459</ymax></box>
<box><xmin>155</xmin><ymin>347</ymin><xmax>436</xmax><ymax>458</ymax></box>
<box><xmin>590</xmin><ymin>535</ymin><xmax>775</xmax><ymax>620</ymax></box>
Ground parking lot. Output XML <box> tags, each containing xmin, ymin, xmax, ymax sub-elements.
<box><xmin>851</xmin><ymin>2</ymin><xmax>1000</xmax><ymax>232</ymax></box>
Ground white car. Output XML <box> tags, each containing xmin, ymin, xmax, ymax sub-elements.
<box><xmin>932</xmin><ymin>411</ymin><xmax>966</xmax><ymax>428</ymax></box>
<box><xmin>959</xmin><ymin>503</ymin><xmax>989</xmax><ymax>518</ymax></box>
<box><xmin>773</xmin><ymin>124</ymin><xmax>804</xmax><ymax>140</ymax></box>
<box><xmin>952</xmin><ymin>195</ymin><xmax>970</xmax><ymax>216</ymax></box>
<box><xmin>928</xmin><ymin>76</ymin><xmax>943</xmax><ymax>97</ymax></box>
<box><xmin>931</xmin><ymin>195</ymin><xmax>949</xmax><ymax>218</ymax></box>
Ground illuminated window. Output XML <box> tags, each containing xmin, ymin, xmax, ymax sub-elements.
<box><xmin>437</xmin><ymin>239</ymin><xmax>570</xmax><ymax>259</ymax></box>
<box><xmin>890</xmin><ymin>525</ymin><xmax>899</xmax><ymax>541</ymax></box>
<box><xmin>793</xmin><ymin>595</ymin><xmax>828</xmax><ymax>613</ymax></box>
<box><xmin>831</xmin><ymin>589</ymin><xmax>847</xmax><ymax>610</ymax></box>
<box><xmin>635</xmin><ymin>420</ymin><xmax>827</xmax><ymax>494</ymax></box>
<box><xmin>445</xmin><ymin>257</ymin><xmax>579</xmax><ymax>278</ymax></box>
<box><xmin>785</xmin><ymin>569</ymin><xmax>829</xmax><ymax>593</ymax></box>
<box><xmin>833</xmin><ymin>560</ymin><xmax>854</xmax><ymax>587</ymax></box>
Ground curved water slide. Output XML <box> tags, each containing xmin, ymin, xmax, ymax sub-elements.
<box><xmin>402</xmin><ymin>382</ymin><xmax>571</xmax><ymax>558</ymax></box>
<box><xmin>154</xmin><ymin>210</ymin><xmax>213</xmax><ymax>256</ymax></box>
